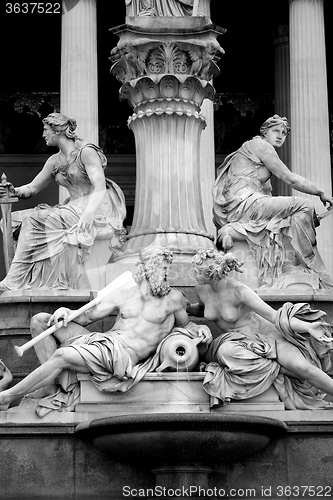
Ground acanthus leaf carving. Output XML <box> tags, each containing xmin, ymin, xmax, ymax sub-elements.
<box><xmin>110</xmin><ymin>39</ymin><xmax>224</xmax><ymax>83</ymax></box>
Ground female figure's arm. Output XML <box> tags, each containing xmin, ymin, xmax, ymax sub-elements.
<box><xmin>236</xmin><ymin>284</ymin><xmax>332</xmax><ymax>343</ymax></box>
<box><xmin>0</xmin><ymin>156</ymin><xmax>55</xmax><ymax>200</ymax></box>
<box><xmin>259</xmin><ymin>147</ymin><xmax>333</xmax><ymax>206</ymax></box>
<box><xmin>76</xmin><ymin>147</ymin><xmax>107</xmax><ymax>233</ymax></box>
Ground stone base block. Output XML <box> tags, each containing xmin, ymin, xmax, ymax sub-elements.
<box><xmin>213</xmin><ymin>386</ymin><xmax>285</xmax><ymax>413</ymax></box>
<box><xmin>76</xmin><ymin>374</ymin><xmax>285</xmax><ymax>416</ymax></box>
<box><xmin>75</xmin><ymin>372</ymin><xmax>210</xmax><ymax>414</ymax></box>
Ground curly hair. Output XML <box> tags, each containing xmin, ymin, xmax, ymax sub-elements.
<box><xmin>259</xmin><ymin>114</ymin><xmax>290</xmax><ymax>137</ymax></box>
<box><xmin>42</xmin><ymin>112</ymin><xmax>80</xmax><ymax>140</ymax></box>
<box><xmin>133</xmin><ymin>246</ymin><xmax>173</xmax><ymax>296</ymax></box>
<box><xmin>192</xmin><ymin>248</ymin><xmax>243</xmax><ymax>280</ymax></box>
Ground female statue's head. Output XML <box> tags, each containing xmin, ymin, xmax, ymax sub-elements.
<box><xmin>42</xmin><ymin>113</ymin><xmax>79</xmax><ymax>140</ymax></box>
<box><xmin>133</xmin><ymin>246</ymin><xmax>174</xmax><ymax>296</ymax></box>
<box><xmin>260</xmin><ymin>114</ymin><xmax>290</xmax><ymax>137</ymax></box>
<box><xmin>192</xmin><ymin>248</ymin><xmax>243</xmax><ymax>282</ymax></box>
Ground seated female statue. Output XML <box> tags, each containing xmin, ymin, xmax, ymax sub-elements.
<box><xmin>188</xmin><ymin>249</ymin><xmax>333</xmax><ymax>410</ymax></box>
<box><xmin>212</xmin><ymin>115</ymin><xmax>333</xmax><ymax>288</ymax></box>
<box><xmin>0</xmin><ymin>113</ymin><xmax>126</xmax><ymax>291</ymax></box>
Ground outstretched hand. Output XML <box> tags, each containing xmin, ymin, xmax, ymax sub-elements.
<box><xmin>319</xmin><ymin>193</ymin><xmax>333</xmax><ymax>208</ymax></box>
<box><xmin>307</xmin><ymin>321</ymin><xmax>333</xmax><ymax>344</ymax></box>
<box><xmin>0</xmin><ymin>182</ymin><xmax>15</xmax><ymax>198</ymax></box>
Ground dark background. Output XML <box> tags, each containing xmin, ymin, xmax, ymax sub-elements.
<box><xmin>2</xmin><ymin>0</ymin><xmax>330</xmax><ymax>155</ymax></box>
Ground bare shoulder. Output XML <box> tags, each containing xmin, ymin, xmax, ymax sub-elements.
<box><xmin>44</xmin><ymin>153</ymin><xmax>58</xmax><ymax>170</ymax></box>
<box><xmin>168</xmin><ymin>288</ymin><xmax>187</xmax><ymax>309</ymax></box>
<box><xmin>233</xmin><ymin>281</ymin><xmax>256</xmax><ymax>303</ymax></box>
<box><xmin>80</xmin><ymin>144</ymin><xmax>101</xmax><ymax>165</ymax></box>
<box><xmin>118</xmin><ymin>284</ymin><xmax>141</xmax><ymax>302</ymax></box>
<box><xmin>100</xmin><ymin>283</ymin><xmax>140</xmax><ymax>310</ymax></box>
<box><xmin>225</xmin><ymin>278</ymin><xmax>248</xmax><ymax>300</ymax></box>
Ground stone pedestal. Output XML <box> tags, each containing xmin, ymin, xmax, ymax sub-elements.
<box><xmin>108</xmin><ymin>17</ymin><xmax>225</xmax><ymax>283</ymax></box>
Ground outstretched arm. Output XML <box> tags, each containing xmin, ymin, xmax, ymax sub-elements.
<box><xmin>0</xmin><ymin>156</ymin><xmax>55</xmax><ymax>200</ymax></box>
<box><xmin>260</xmin><ymin>147</ymin><xmax>333</xmax><ymax>207</ymax></box>
<box><xmin>237</xmin><ymin>284</ymin><xmax>332</xmax><ymax>343</ymax></box>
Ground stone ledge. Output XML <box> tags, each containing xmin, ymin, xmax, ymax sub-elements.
<box><xmin>1</xmin><ymin>409</ymin><xmax>333</xmax><ymax>429</ymax></box>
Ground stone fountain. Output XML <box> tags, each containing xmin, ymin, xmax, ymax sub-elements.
<box><xmin>76</xmin><ymin>413</ymin><xmax>287</xmax><ymax>499</ymax></box>
<box><xmin>73</xmin><ymin>9</ymin><xmax>289</xmax><ymax>497</ymax></box>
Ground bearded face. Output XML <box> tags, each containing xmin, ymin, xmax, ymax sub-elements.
<box><xmin>133</xmin><ymin>247</ymin><xmax>173</xmax><ymax>296</ymax></box>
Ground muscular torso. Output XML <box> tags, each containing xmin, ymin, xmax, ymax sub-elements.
<box><xmin>103</xmin><ymin>287</ymin><xmax>186</xmax><ymax>364</ymax></box>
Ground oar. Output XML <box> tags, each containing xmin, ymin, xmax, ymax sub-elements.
<box><xmin>14</xmin><ymin>271</ymin><xmax>136</xmax><ymax>357</ymax></box>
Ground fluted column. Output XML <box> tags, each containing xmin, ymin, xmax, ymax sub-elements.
<box><xmin>61</xmin><ymin>0</ymin><xmax>98</xmax><ymax>142</ymax></box>
<box><xmin>200</xmin><ymin>99</ymin><xmax>216</xmax><ymax>234</ymax></box>
<box><xmin>60</xmin><ymin>0</ymin><xmax>98</xmax><ymax>203</ymax></box>
<box><xmin>289</xmin><ymin>0</ymin><xmax>333</xmax><ymax>276</ymax></box>
<box><xmin>60</xmin><ymin>0</ymin><xmax>98</xmax><ymax>199</ymax></box>
<box><xmin>199</xmin><ymin>1</ymin><xmax>215</xmax><ymax>235</ymax></box>
<box><xmin>273</xmin><ymin>24</ymin><xmax>291</xmax><ymax>196</ymax></box>
<box><xmin>122</xmin><ymin>78</ymin><xmax>215</xmax><ymax>259</ymax></box>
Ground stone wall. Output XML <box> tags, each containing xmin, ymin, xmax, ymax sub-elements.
<box><xmin>0</xmin><ymin>421</ymin><xmax>332</xmax><ymax>500</ymax></box>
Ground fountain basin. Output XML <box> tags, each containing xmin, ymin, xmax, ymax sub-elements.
<box><xmin>75</xmin><ymin>413</ymin><xmax>287</xmax><ymax>465</ymax></box>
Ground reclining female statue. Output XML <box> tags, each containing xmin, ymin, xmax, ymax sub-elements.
<box><xmin>212</xmin><ymin>114</ymin><xmax>333</xmax><ymax>288</ymax></box>
<box><xmin>0</xmin><ymin>113</ymin><xmax>126</xmax><ymax>291</ymax></box>
<box><xmin>188</xmin><ymin>249</ymin><xmax>333</xmax><ymax>410</ymax></box>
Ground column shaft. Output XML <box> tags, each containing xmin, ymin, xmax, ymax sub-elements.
<box><xmin>273</xmin><ymin>24</ymin><xmax>291</xmax><ymax>196</ymax></box>
<box><xmin>199</xmin><ymin>1</ymin><xmax>215</xmax><ymax>235</ymax></box>
<box><xmin>124</xmin><ymin>103</ymin><xmax>213</xmax><ymax>255</ymax></box>
<box><xmin>61</xmin><ymin>0</ymin><xmax>98</xmax><ymax>143</ymax></box>
<box><xmin>289</xmin><ymin>0</ymin><xmax>333</xmax><ymax>274</ymax></box>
